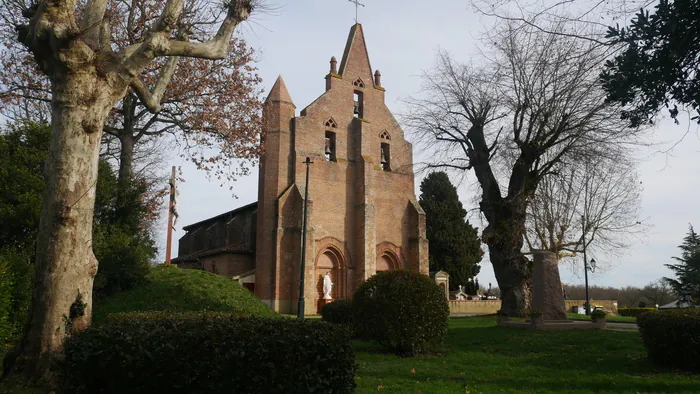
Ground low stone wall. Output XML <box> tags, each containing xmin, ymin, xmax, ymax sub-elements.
<box><xmin>449</xmin><ymin>300</ymin><xmax>502</xmax><ymax>315</ymax></box>
<box><xmin>448</xmin><ymin>299</ymin><xmax>619</xmax><ymax>315</ymax></box>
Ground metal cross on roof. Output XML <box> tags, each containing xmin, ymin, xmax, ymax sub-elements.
<box><xmin>348</xmin><ymin>0</ymin><xmax>365</xmax><ymax>23</ymax></box>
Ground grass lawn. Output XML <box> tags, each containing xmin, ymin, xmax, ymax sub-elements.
<box><xmin>92</xmin><ymin>265</ymin><xmax>278</xmax><ymax>324</ymax></box>
<box><xmin>3</xmin><ymin>316</ymin><xmax>693</xmax><ymax>393</ymax></box>
<box><xmin>354</xmin><ymin>316</ymin><xmax>698</xmax><ymax>393</ymax></box>
<box><xmin>567</xmin><ymin>313</ymin><xmax>637</xmax><ymax>323</ymax></box>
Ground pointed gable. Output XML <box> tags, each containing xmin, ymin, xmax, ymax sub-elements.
<box><xmin>339</xmin><ymin>24</ymin><xmax>375</xmax><ymax>87</ymax></box>
<box><xmin>265</xmin><ymin>75</ymin><xmax>295</xmax><ymax>106</ymax></box>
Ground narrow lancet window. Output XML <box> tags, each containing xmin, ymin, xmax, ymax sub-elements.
<box><xmin>325</xmin><ymin>131</ymin><xmax>337</xmax><ymax>161</ymax></box>
<box><xmin>353</xmin><ymin>91</ymin><xmax>364</xmax><ymax>118</ymax></box>
<box><xmin>380</xmin><ymin>142</ymin><xmax>391</xmax><ymax>171</ymax></box>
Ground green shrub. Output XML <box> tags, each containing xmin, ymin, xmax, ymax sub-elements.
<box><xmin>618</xmin><ymin>307</ymin><xmax>656</xmax><ymax>317</ymax></box>
<box><xmin>0</xmin><ymin>249</ymin><xmax>32</xmax><ymax>344</ymax></box>
<box><xmin>92</xmin><ymin>161</ymin><xmax>155</xmax><ymax>301</ymax></box>
<box><xmin>352</xmin><ymin>270</ymin><xmax>449</xmax><ymax>356</ymax></box>
<box><xmin>61</xmin><ymin>312</ymin><xmax>356</xmax><ymax>393</ymax></box>
<box><xmin>321</xmin><ymin>299</ymin><xmax>353</xmax><ymax>325</ymax></box>
<box><xmin>591</xmin><ymin>309</ymin><xmax>607</xmax><ymax>319</ymax></box>
<box><xmin>637</xmin><ymin>309</ymin><xmax>700</xmax><ymax>371</ymax></box>
<box><xmin>0</xmin><ymin>261</ymin><xmax>12</xmax><ymax>342</ymax></box>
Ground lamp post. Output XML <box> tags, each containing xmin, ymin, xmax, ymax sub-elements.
<box><xmin>297</xmin><ymin>157</ymin><xmax>313</xmax><ymax>319</ymax></box>
<box><xmin>581</xmin><ymin>215</ymin><xmax>591</xmax><ymax>316</ymax></box>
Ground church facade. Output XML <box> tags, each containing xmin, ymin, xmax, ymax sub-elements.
<box><xmin>174</xmin><ymin>24</ymin><xmax>428</xmax><ymax>314</ymax></box>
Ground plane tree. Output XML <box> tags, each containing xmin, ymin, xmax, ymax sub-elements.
<box><xmin>0</xmin><ymin>0</ymin><xmax>259</xmax><ymax>382</ymax></box>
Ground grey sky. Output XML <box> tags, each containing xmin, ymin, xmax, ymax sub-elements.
<box><xmin>160</xmin><ymin>0</ymin><xmax>700</xmax><ymax>290</ymax></box>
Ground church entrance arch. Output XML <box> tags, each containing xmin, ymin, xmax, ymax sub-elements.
<box><xmin>314</xmin><ymin>245</ymin><xmax>347</xmax><ymax>313</ymax></box>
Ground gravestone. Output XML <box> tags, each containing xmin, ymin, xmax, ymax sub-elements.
<box><xmin>531</xmin><ymin>251</ymin><xmax>567</xmax><ymax>320</ymax></box>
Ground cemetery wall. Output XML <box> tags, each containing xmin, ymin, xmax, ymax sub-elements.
<box><xmin>448</xmin><ymin>299</ymin><xmax>619</xmax><ymax>315</ymax></box>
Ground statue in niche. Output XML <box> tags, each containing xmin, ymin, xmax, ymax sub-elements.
<box><xmin>323</xmin><ymin>271</ymin><xmax>334</xmax><ymax>300</ymax></box>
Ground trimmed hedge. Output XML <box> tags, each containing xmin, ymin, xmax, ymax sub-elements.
<box><xmin>618</xmin><ymin>307</ymin><xmax>656</xmax><ymax>317</ymax></box>
<box><xmin>321</xmin><ymin>299</ymin><xmax>353</xmax><ymax>325</ymax></box>
<box><xmin>352</xmin><ymin>270</ymin><xmax>449</xmax><ymax>356</ymax></box>
<box><xmin>61</xmin><ymin>312</ymin><xmax>356</xmax><ymax>393</ymax></box>
<box><xmin>637</xmin><ymin>309</ymin><xmax>700</xmax><ymax>371</ymax></box>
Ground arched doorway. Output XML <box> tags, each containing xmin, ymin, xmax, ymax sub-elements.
<box><xmin>315</xmin><ymin>247</ymin><xmax>347</xmax><ymax>313</ymax></box>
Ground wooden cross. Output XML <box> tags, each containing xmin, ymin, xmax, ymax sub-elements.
<box><xmin>348</xmin><ymin>0</ymin><xmax>365</xmax><ymax>23</ymax></box>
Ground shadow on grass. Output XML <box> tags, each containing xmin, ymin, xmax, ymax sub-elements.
<box><xmin>355</xmin><ymin>317</ymin><xmax>700</xmax><ymax>393</ymax></box>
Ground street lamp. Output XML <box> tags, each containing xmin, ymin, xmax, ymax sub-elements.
<box><xmin>297</xmin><ymin>157</ymin><xmax>313</xmax><ymax>319</ymax></box>
<box><xmin>581</xmin><ymin>215</ymin><xmax>594</xmax><ymax>316</ymax></box>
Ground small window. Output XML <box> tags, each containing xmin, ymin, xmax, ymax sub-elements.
<box><xmin>353</xmin><ymin>91</ymin><xmax>364</xmax><ymax>118</ymax></box>
<box><xmin>379</xmin><ymin>130</ymin><xmax>391</xmax><ymax>140</ymax></box>
<box><xmin>353</xmin><ymin>78</ymin><xmax>365</xmax><ymax>88</ymax></box>
<box><xmin>324</xmin><ymin>117</ymin><xmax>337</xmax><ymax>128</ymax></box>
<box><xmin>325</xmin><ymin>131</ymin><xmax>336</xmax><ymax>162</ymax></box>
<box><xmin>380</xmin><ymin>142</ymin><xmax>391</xmax><ymax>171</ymax></box>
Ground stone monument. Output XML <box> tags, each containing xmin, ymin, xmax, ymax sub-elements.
<box><xmin>531</xmin><ymin>251</ymin><xmax>567</xmax><ymax>320</ymax></box>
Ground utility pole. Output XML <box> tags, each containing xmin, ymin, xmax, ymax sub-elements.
<box><xmin>297</xmin><ymin>157</ymin><xmax>313</xmax><ymax>319</ymax></box>
<box><xmin>165</xmin><ymin>166</ymin><xmax>176</xmax><ymax>265</ymax></box>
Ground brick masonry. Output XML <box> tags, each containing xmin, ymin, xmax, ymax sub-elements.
<box><xmin>175</xmin><ymin>24</ymin><xmax>428</xmax><ymax>315</ymax></box>
<box><xmin>255</xmin><ymin>24</ymin><xmax>428</xmax><ymax>314</ymax></box>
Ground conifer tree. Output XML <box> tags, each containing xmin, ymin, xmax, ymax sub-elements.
<box><xmin>419</xmin><ymin>172</ymin><xmax>483</xmax><ymax>290</ymax></box>
<box><xmin>664</xmin><ymin>226</ymin><xmax>700</xmax><ymax>300</ymax></box>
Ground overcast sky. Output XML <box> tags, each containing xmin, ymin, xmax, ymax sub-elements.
<box><xmin>159</xmin><ymin>0</ymin><xmax>700</xmax><ymax>291</ymax></box>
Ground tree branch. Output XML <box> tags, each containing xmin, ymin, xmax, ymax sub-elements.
<box><xmin>82</xmin><ymin>0</ymin><xmax>110</xmax><ymax>48</ymax></box>
<box><xmin>130</xmin><ymin>54</ymin><xmax>180</xmax><ymax>113</ymax></box>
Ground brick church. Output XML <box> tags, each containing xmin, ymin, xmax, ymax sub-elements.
<box><xmin>174</xmin><ymin>24</ymin><xmax>428</xmax><ymax>314</ymax></box>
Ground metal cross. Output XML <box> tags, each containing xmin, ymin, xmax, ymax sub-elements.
<box><xmin>348</xmin><ymin>0</ymin><xmax>365</xmax><ymax>23</ymax></box>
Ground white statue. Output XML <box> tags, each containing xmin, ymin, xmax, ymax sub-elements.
<box><xmin>323</xmin><ymin>272</ymin><xmax>334</xmax><ymax>300</ymax></box>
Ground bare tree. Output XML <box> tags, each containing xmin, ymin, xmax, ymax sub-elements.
<box><xmin>640</xmin><ymin>279</ymin><xmax>675</xmax><ymax>307</ymax></box>
<box><xmin>0</xmin><ymin>0</ymin><xmax>263</xmax><ymax>204</ymax></box>
<box><xmin>0</xmin><ymin>0</ymin><xmax>259</xmax><ymax>382</ymax></box>
<box><xmin>525</xmin><ymin>152</ymin><xmax>645</xmax><ymax>262</ymax></box>
<box><xmin>406</xmin><ymin>21</ymin><xmax>645</xmax><ymax>316</ymax></box>
<box><xmin>471</xmin><ymin>0</ymin><xmax>655</xmax><ymax>45</ymax></box>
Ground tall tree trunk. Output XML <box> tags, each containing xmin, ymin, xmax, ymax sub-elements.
<box><xmin>489</xmin><ymin>244</ymin><xmax>531</xmax><ymax>316</ymax></box>
<box><xmin>116</xmin><ymin>93</ymin><xmax>137</xmax><ymax>208</ymax></box>
<box><xmin>4</xmin><ymin>73</ymin><xmax>112</xmax><ymax>383</ymax></box>
<box><xmin>117</xmin><ymin>132</ymin><xmax>135</xmax><ymax>204</ymax></box>
<box><xmin>481</xmin><ymin>197</ymin><xmax>532</xmax><ymax>317</ymax></box>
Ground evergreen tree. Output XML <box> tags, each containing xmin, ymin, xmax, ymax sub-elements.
<box><xmin>601</xmin><ymin>0</ymin><xmax>700</xmax><ymax>126</ymax></box>
<box><xmin>0</xmin><ymin>123</ymin><xmax>156</xmax><ymax>337</ymax></box>
<box><xmin>419</xmin><ymin>172</ymin><xmax>483</xmax><ymax>291</ymax></box>
<box><xmin>664</xmin><ymin>226</ymin><xmax>700</xmax><ymax>300</ymax></box>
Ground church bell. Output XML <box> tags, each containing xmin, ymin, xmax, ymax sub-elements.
<box><xmin>325</xmin><ymin>138</ymin><xmax>332</xmax><ymax>155</ymax></box>
<box><xmin>380</xmin><ymin>148</ymin><xmax>387</xmax><ymax>165</ymax></box>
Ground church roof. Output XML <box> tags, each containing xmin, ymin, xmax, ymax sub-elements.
<box><xmin>181</xmin><ymin>201</ymin><xmax>257</xmax><ymax>232</ymax></box>
<box><xmin>172</xmin><ymin>241</ymin><xmax>252</xmax><ymax>264</ymax></box>
<box><xmin>339</xmin><ymin>23</ymin><xmax>374</xmax><ymax>84</ymax></box>
<box><xmin>265</xmin><ymin>75</ymin><xmax>294</xmax><ymax>105</ymax></box>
